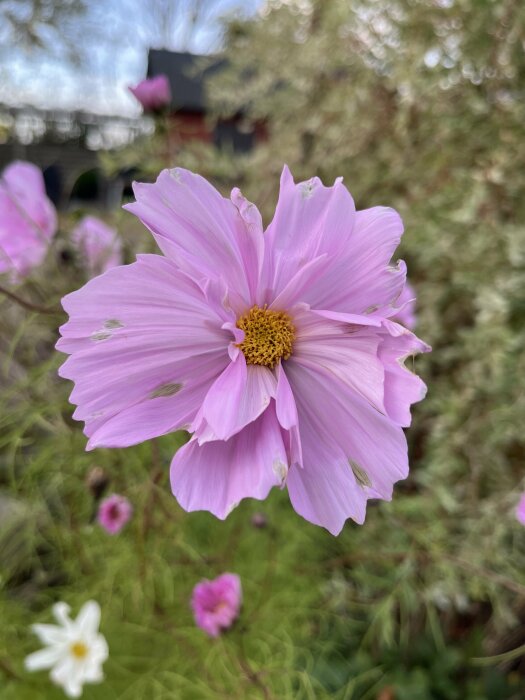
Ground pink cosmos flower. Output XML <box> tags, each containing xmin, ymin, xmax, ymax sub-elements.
<box><xmin>97</xmin><ymin>494</ymin><xmax>132</xmax><ymax>534</ymax></box>
<box><xmin>0</xmin><ymin>161</ymin><xmax>57</xmax><ymax>279</ymax></box>
<box><xmin>57</xmin><ymin>166</ymin><xmax>430</xmax><ymax>535</ymax></box>
<box><xmin>392</xmin><ymin>281</ymin><xmax>417</xmax><ymax>329</ymax></box>
<box><xmin>72</xmin><ymin>216</ymin><xmax>122</xmax><ymax>276</ymax></box>
<box><xmin>129</xmin><ymin>75</ymin><xmax>171</xmax><ymax>112</ymax></box>
<box><xmin>191</xmin><ymin>573</ymin><xmax>242</xmax><ymax>637</ymax></box>
<box><xmin>516</xmin><ymin>493</ymin><xmax>525</xmax><ymax>526</ymax></box>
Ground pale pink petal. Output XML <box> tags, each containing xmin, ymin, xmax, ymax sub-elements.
<box><xmin>275</xmin><ymin>363</ymin><xmax>297</xmax><ymax>430</ymax></box>
<box><xmin>379</xmin><ymin>320</ymin><xmax>430</xmax><ymax>427</ymax></box>
<box><xmin>292</xmin><ymin>307</ymin><xmax>385</xmax><ymax>413</ymax></box>
<box><xmin>392</xmin><ymin>281</ymin><xmax>417</xmax><ymax>328</ymax></box>
<box><xmin>2</xmin><ymin>161</ymin><xmax>56</xmax><ymax>240</ymax></box>
<box><xmin>124</xmin><ymin>168</ymin><xmax>264</xmax><ymax>304</ymax></box>
<box><xmin>286</xmin><ymin>459</ymin><xmax>367</xmax><ymax>536</ymax></box>
<box><xmin>284</xmin><ymin>365</ymin><xmax>370</xmax><ymax>533</ymax></box>
<box><xmin>0</xmin><ymin>161</ymin><xmax>56</xmax><ymax>278</ymax></box>
<box><xmin>265</xmin><ymin>165</ymin><xmax>355</xmax><ymax>300</ymax></box>
<box><xmin>57</xmin><ymin>255</ymin><xmax>229</xmax><ymax>447</ymax></box>
<box><xmin>170</xmin><ymin>405</ymin><xmax>287</xmax><ymax>519</ymax></box>
<box><xmin>310</xmin><ymin>308</ymin><xmax>382</xmax><ymax>327</ymax></box>
<box><xmin>299</xmin><ymin>206</ymin><xmax>406</xmax><ymax>315</ymax></box>
<box><xmin>200</xmin><ymin>275</ymin><xmax>249</xmax><ymax>328</ymax></box>
<box><xmin>86</xmin><ymin>362</ymin><xmax>218</xmax><ymax>449</ymax></box>
<box><xmin>3</xmin><ymin>161</ymin><xmax>45</xmax><ymax>196</ymax></box>
<box><xmin>275</xmin><ymin>363</ymin><xmax>302</xmax><ymax>468</ymax></box>
<box><xmin>285</xmin><ymin>357</ymin><xmax>410</xmax><ymax>533</ymax></box>
<box><xmin>71</xmin><ymin>216</ymin><xmax>122</xmax><ymax>276</ymax></box>
<box><xmin>516</xmin><ymin>494</ymin><xmax>525</xmax><ymax>526</ymax></box>
<box><xmin>201</xmin><ymin>354</ymin><xmax>276</xmax><ymax>441</ymax></box>
<box><xmin>268</xmin><ymin>254</ymin><xmax>330</xmax><ymax>310</ymax></box>
<box><xmin>230</xmin><ymin>187</ymin><xmax>265</xmax><ymax>301</ymax></box>
<box><xmin>0</xmin><ymin>198</ymin><xmax>46</xmax><ymax>277</ymax></box>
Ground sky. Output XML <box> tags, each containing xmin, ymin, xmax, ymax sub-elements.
<box><xmin>0</xmin><ymin>0</ymin><xmax>261</xmax><ymax>117</ymax></box>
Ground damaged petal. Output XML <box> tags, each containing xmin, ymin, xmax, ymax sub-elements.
<box><xmin>387</xmin><ymin>260</ymin><xmax>403</xmax><ymax>273</ymax></box>
<box><xmin>90</xmin><ymin>330</ymin><xmax>112</xmax><ymax>341</ymax></box>
<box><xmin>149</xmin><ymin>382</ymin><xmax>183</xmax><ymax>399</ymax></box>
<box><xmin>272</xmin><ymin>459</ymin><xmax>288</xmax><ymax>485</ymax></box>
<box><xmin>349</xmin><ymin>460</ymin><xmax>372</xmax><ymax>489</ymax></box>
<box><xmin>104</xmin><ymin>319</ymin><xmax>124</xmax><ymax>329</ymax></box>
<box><xmin>300</xmin><ymin>180</ymin><xmax>316</xmax><ymax>199</ymax></box>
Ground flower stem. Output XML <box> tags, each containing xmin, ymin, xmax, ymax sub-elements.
<box><xmin>0</xmin><ymin>282</ymin><xmax>59</xmax><ymax>315</ymax></box>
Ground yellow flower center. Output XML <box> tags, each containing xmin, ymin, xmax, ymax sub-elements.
<box><xmin>237</xmin><ymin>305</ymin><xmax>295</xmax><ymax>368</ymax></box>
<box><xmin>70</xmin><ymin>642</ymin><xmax>88</xmax><ymax>659</ymax></box>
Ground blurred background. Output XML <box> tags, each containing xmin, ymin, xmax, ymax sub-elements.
<box><xmin>1</xmin><ymin>1</ymin><xmax>525</xmax><ymax>698</ymax></box>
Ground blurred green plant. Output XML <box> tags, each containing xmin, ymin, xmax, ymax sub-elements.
<box><xmin>205</xmin><ymin>0</ymin><xmax>525</xmax><ymax>643</ymax></box>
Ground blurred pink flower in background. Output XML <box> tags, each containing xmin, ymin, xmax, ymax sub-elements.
<box><xmin>72</xmin><ymin>216</ymin><xmax>122</xmax><ymax>276</ymax></box>
<box><xmin>0</xmin><ymin>161</ymin><xmax>57</xmax><ymax>280</ymax></box>
<box><xmin>191</xmin><ymin>573</ymin><xmax>242</xmax><ymax>637</ymax></box>
<box><xmin>97</xmin><ymin>494</ymin><xmax>132</xmax><ymax>534</ymax></box>
<box><xmin>392</xmin><ymin>281</ymin><xmax>417</xmax><ymax>329</ymax></box>
<box><xmin>129</xmin><ymin>75</ymin><xmax>171</xmax><ymax>111</ymax></box>
<box><xmin>516</xmin><ymin>493</ymin><xmax>525</xmax><ymax>526</ymax></box>
<box><xmin>57</xmin><ymin>166</ymin><xmax>430</xmax><ymax>535</ymax></box>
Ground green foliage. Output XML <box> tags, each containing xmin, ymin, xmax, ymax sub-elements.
<box><xmin>207</xmin><ymin>0</ymin><xmax>525</xmax><ymax>649</ymax></box>
<box><xmin>2</xmin><ymin>0</ymin><xmax>525</xmax><ymax>697</ymax></box>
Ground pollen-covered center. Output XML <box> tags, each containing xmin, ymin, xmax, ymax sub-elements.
<box><xmin>70</xmin><ymin>641</ymin><xmax>88</xmax><ymax>659</ymax></box>
<box><xmin>236</xmin><ymin>305</ymin><xmax>295</xmax><ymax>368</ymax></box>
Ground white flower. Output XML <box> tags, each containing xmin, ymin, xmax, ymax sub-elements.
<box><xmin>25</xmin><ymin>600</ymin><xmax>108</xmax><ymax>698</ymax></box>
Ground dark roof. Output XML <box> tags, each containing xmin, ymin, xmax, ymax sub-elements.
<box><xmin>147</xmin><ymin>50</ymin><xmax>224</xmax><ymax>112</ymax></box>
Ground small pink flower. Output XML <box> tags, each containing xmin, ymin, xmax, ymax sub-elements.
<box><xmin>97</xmin><ymin>494</ymin><xmax>132</xmax><ymax>534</ymax></box>
<box><xmin>191</xmin><ymin>573</ymin><xmax>242</xmax><ymax>637</ymax></box>
<box><xmin>393</xmin><ymin>281</ymin><xmax>417</xmax><ymax>329</ymax></box>
<box><xmin>72</xmin><ymin>216</ymin><xmax>122</xmax><ymax>276</ymax></box>
<box><xmin>0</xmin><ymin>161</ymin><xmax>57</xmax><ymax>279</ymax></box>
<box><xmin>129</xmin><ymin>75</ymin><xmax>171</xmax><ymax>112</ymax></box>
<box><xmin>516</xmin><ymin>493</ymin><xmax>525</xmax><ymax>526</ymax></box>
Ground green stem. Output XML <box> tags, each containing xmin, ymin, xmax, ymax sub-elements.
<box><xmin>0</xmin><ymin>282</ymin><xmax>59</xmax><ymax>315</ymax></box>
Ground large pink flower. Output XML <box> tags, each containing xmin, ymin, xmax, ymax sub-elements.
<box><xmin>57</xmin><ymin>167</ymin><xmax>430</xmax><ymax>535</ymax></box>
<box><xmin>0</xmin><ymin>161</ymin><xmax>57</xmax><ymax>279</ymax></box>
<box><xmin>129</xmin><ymin>75</ymin><xmax>171</xmax><ymax>112</ymax></box>
<box><xmin>191</xmin><ymin>573</ymin><xmax>242</xmax><ymax>637</ymax></box>
<box><xmin>72</xmin><ymin>216</ymin><xmax>122</xmax><ymax>276</ymax></box>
